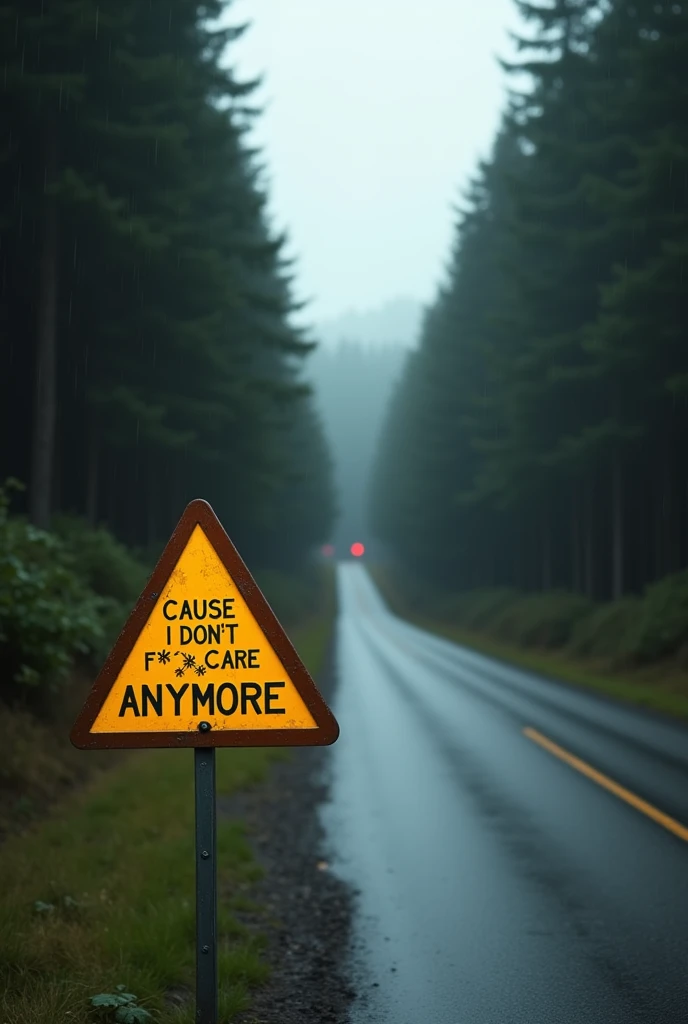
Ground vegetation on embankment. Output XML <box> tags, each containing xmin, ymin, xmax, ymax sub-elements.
<box><xmin>0</xmin><ymin>566</ymin><xmax>335</xmax><ymax>1024</ymax></box>
<box><xmin>0</xmin><ymin>482</ymin><xmax>150</xmax><ymax>838</ymax></box>
<box><xmin>372</xmin><ymin>564</ymin><xmax>688</xmax><ymax>721</ymax></box>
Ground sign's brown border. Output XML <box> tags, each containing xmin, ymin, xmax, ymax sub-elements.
<box><xmin>70</xmin><ymin>499</ymin><xmax>340</xmax><ymax>749</ymax></box>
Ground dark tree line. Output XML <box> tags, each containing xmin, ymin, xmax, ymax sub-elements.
<box><xmin>0</xmin><ymin>0</ymin><xmax>333</xmax><ymax>570</ymax></box>
<box><xmin>371</xmin><ymin>0</ymin><xmax>688</xmax><ymax>601</ymax></box>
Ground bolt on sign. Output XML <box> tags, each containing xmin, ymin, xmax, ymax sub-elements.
<box><xmin>71</xmin><ymin>498</ymin><xmax>339</xmax><ymax>749</ymax></box>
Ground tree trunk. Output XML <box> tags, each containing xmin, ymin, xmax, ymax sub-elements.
<box><xmin>667</xmin><ymin>449</ymin><xmax>680</xmax><ymax>573</ymax></box>
<box><xmin>653</xmin><ymin>488</ymin><xmax>662</xmax><ymax>582</ymax></box>
<box><xmin>612</xmin><ymin>454</ymin><xmax>623</xmax><ymax>599</ymax></box>
<box><xmin>684</xmin><ymin>477</ymin><xmax>688</xmax><ymax>570</ymax></box>
<box><xmin>108</xmin><ymin>455</ymin><xmax>119</xmax><ymax>534</ymax></box>
<box><xmin>86</xmin><ymin>427</ymin><xmax>99</xmax><ymax>525</ymax></box>
<box><xmin>29</xmin><ymin>126</ymin><xmax>59</xmax><ymax>529</ymax></box>
<box><xmin>542</xmin><ymin>508</ymin><xmax>552</xmax><ymax>591</ymax></box>
<box><xmin>572</xmin><ymin>492</ymin><xmax>581</xmax><ymax>593</ymax></box>
<box><xmin>146</xmin><ymin>465</ymin><xmax>156</xmax><ymax>548</ymax></box>
<box><xmin>583</xmin><ymin>482</ymin><xmax>594</xmax><ymax>598</ymax></box>
<box><xmin>653</xmin><ymin>454</ymin><xmax>666</xmax><ymax>582</ymax></box>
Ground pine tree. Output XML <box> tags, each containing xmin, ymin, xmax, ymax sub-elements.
<box><xmin>0</xmin><ymin>0</ymin><xmax>333</xmax><ymax>569</ymax></box>
<box><xmin>582</xmin><ymin>0</ymin><xmax>688</xmax><ymax>588</ymax></box>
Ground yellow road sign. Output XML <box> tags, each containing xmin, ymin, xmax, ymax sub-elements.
<box><xmin>71</xmin><ymin>499</ymin><xmax>339</xmax><ymax>748</ymax></box>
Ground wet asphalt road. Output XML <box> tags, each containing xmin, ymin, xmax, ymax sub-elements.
<box><xmin>322</xmin><ymin>563</ymin><xmax>688</xmax><ymax>1023</ymax></box>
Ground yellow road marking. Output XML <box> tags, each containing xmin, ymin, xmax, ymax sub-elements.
<box><xmin>523</xmin><ymin>726</ymin><xmax>688</xmax><ymax>844</ymax></box>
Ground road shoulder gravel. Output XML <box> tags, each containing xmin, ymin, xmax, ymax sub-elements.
<box><xmin>224</xmin><ymin>637</ymin><xmax>356</xmax><ymax>1024</ymax></box>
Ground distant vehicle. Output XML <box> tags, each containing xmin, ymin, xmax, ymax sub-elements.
<box><xmin>350</xmin><ymin>542</ymin><xmax>365</xmax><ymax>558</ymax></box>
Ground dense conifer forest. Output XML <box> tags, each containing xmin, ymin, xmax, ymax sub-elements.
<box><xmin>0</xmin><ymin>0</ymin><xmax>333</xmax><ymax>570</ymax></box>
<box><xmin>372</xmin><ymin>0</ymin><xmax>688</xmax><ymax>603</ymax></box>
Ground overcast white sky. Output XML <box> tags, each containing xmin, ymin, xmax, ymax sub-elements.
<box><xmin>228</xmin><ymin>0</ymin><xmax>522</xmax><ymax>325</ymax></box>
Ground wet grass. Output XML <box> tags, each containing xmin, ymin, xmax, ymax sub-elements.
<box><xmin>0</xmin><ymin>746</ymin><xmax>275</xmax><ymax>1023</ymax></box>
<box><xmin>0</xmin><ymin>673</ymin><xmax>121</xmax><ymax>843</ymax></box>
<box><xmin>0</xmin><ymin>603</ymin><xmax>335</xmax><ymax>1024</ymax></box>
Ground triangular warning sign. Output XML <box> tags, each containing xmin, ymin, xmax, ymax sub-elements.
<box><xmin>71</xmin><ymin>499</ymin><xmax>339</xmax><ymax>749</ymax></box>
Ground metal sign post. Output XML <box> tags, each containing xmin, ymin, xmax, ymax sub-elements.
<box><xmin>195</xmin><ymin>736</ymin><xmax>217</xmax><ymax>1024</ymax></box>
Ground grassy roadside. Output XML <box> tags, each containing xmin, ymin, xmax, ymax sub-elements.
<box><xmin>0</xmin><ymin>575</ymin><xmax>337</xmax><ymax>1024</ymax></box>
<box><xmin>371</xmin><ymin>565</ymin><xmax>688</xmax><ymax>722</ymax></box>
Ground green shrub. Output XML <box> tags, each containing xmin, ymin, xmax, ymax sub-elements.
<box><xmin>388</xmin><ymin>557</ymin><xmax>688</xmax><ymax>670</ymax></box>
<box><xmin>52</xmin><ymin>515</ymin><xmax>153</xmax><ymax>663</ymax></box>
<box><xmin>432</xmin><ymin>591</ymin><xmax>472</xmax><ymax>622</ymax></box>
<box><xmin>90</xmin><ymin>985</ymin><xmax>152</xmax><ymax>1022</ymax></box>
<box><xmin>0</xmin><ymin>484</ymin><xmax>106</xmax><ymax>702</ymax></box>
<box><xmin>452</xmin><ymin>588</ymin><xmax>519</xmax><ymax>631</ymax></box>
<box><xmin>625</xmin><ymin>570</ymin><xmax>688</xmax><ymax>665</ymax></box>
<box><xmin>568</xmin><ymin>598</ymin><xmax>644</xmax><ymax>661</ymax></box>
<box><xmin>408</xmin><ymin>579</ymin><xmax>592</xmax><ymax>652</ymax></box>
<box><xmin>488</xmin><ymin>590</ymin><xmax>594</xmax><ymax>649</ymax></box>
<box><xmin>53</xmin><ymin>515</ymin><xmax>148</xmax><ymax>604</ymax></box>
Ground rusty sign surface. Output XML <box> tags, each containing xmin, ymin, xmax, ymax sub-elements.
<box><xmin>70</xmin><ymin>498</ymin><xmax>339</xmax><ymax>749</ymax></box>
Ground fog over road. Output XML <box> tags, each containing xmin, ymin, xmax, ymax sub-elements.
<box><xmin>322</xmin><ymin>563</ymin><xmax>688</xmax><ymax>1023</ymax></box>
